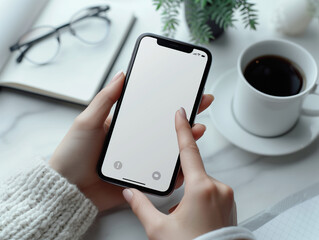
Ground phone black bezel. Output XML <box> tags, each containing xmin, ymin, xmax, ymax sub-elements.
<box><xmin>97</xmin><ymin>33</ymin><xmax>212</xmax><ymax>196</ymax></box>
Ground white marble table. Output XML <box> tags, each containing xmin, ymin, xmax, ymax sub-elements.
<box><xmin>1</xmin><ymin>0</ymin><xmax>319</xmax><ymax>239</ymax></box>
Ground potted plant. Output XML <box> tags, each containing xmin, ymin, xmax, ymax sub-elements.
<box><xmin>153</xmin><ymin>0</ymin><xmax>258</xmax><ymax>44</ymax></box>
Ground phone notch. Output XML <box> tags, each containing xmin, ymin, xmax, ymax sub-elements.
<box><xmin>156</xmin><ymin>38</ymin><xmax>193</xmax><ymax>53</ymax></box>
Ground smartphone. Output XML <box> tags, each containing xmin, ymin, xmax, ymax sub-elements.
<box><xmin>97</xmin><ymin>33</ymin><xmax>212</xmax><ymax>196</ymax></box>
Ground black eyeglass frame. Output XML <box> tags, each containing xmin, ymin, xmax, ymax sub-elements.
<box><xmin>9</xmin><ymin>5</ymin><xmax>111</xmax><ymax>64</ymax></box>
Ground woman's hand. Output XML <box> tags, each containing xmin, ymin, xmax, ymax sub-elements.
<box><xmin>123</xmin><ymin>107</ymin><xmax>236</xmax><ymax>240</ymax></box>
<box><xmin>49</xmin><ymin>71</ymin><xmax>214</xmax><ymax>212</ymax></box>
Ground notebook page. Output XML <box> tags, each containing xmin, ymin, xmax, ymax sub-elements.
<box><xmin>0</xmin><ymin>0</ymin><xmax>134</xmax><ymax>104</ymax></box>
<box><xmin>253</xmin><ymin>195</ymin><xmax>319</xmax><ymax>240</ymax></box>
<box><xmin>0</xmin><ymin>0</ymin><xmax>49</xmax><ymax>71</ymax></box>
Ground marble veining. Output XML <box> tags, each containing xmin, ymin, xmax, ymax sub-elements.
<box><xmin>0</xmin><ymin>109</ymin><xmax>50</xmax><ymax>142</ymax></box>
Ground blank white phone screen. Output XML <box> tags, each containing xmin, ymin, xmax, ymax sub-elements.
<box><xmin>101</xmin><ymin>36</ymin><xmax>208</xmax><ymax>192</ymax></box>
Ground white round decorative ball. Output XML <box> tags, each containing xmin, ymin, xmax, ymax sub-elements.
<box><xmin>272</xmin><ymin>0</ymin><xmax>313</xmax><ymax>35</ymax></box>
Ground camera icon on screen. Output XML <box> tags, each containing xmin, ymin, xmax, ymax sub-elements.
<box><xmin>152</xmin><ymin>171</ymin><xmax>161</xmax><ymax>180</ymax></box>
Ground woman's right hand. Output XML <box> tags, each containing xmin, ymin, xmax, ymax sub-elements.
<box><xmin>122</xmin><ymin>107</ymin><xmax>237</xmax><ymax>240</ymax></box>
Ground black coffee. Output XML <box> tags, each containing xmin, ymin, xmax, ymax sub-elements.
<box><xmin>244</xmin><ymin>55</ymin><xmax>303</xmax><ymax>97</ymax></box>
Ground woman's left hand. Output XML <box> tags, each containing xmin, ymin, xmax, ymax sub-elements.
<box><xmin>49</xmin><ymin>71</ymin><xmax>214</xmax><ymax>212</ymax></box>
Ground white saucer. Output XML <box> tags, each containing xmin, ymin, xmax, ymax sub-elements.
<box><xmin>209</xmin><ymin>69</ymin><xmax>319</xmax><ymax>156</ymax></box>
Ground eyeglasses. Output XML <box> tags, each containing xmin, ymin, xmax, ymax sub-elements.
<box><xmin>9</xmin><ymin>5</ymin><xmax>111</xmax><ymax>65</ymax></box>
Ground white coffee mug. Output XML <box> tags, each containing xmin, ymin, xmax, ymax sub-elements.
<box><xmin>233</xmin><ymin>39</ymin><xmax>319</xmax><ymax>137</ymax></box>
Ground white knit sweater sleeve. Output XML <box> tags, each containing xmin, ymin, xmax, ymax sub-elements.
<box><xmin>194</xmin><ymin>226</ymin><xmax>256</xmax><ymax>240</ymax></box>
<box><xmin>0</xmin><ymin>161</ymin><xmax>98</xmax><ymax>240</ymax></box>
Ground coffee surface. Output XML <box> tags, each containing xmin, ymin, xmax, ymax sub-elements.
<box><xmin>244</xmin><ymin>55</ymin><xmax>303</xmax><ymax>97</ymax></box>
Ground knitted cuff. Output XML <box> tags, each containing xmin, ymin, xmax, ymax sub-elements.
<box><xmin>194</xmin><ymin>226</ymin><xmax>256</xmax><ymax>240</ymax></box>
<box><xmin>0</xmin><ymin>161</ymin><xmax>98</xmax><ymax>240</ymax></box>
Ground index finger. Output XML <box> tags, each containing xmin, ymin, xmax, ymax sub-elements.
<box><xmin>175</xmin><ymin>107</ymin><xmax>207</xmax><ymax>182</ymax></box>
<box><xmin>80</xmin><ymin>71</ymin><xmax>125</xmax><ymax>127</ymax></box>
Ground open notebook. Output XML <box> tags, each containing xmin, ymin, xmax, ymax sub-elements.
<box><xmin>241</xmin><ymin>182</ymin><xmax>319</xmax><ymax>239</ymax></box>
<box><xmin>0</xmin><ymin>0</ymin><xmax>135</xmax><ymax>105</ymax></box>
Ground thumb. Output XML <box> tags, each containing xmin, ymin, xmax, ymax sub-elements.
<box><xmin>123</xmin><ymin>188</ymin><xmax>163</xmax><ymax>226</ymax></box>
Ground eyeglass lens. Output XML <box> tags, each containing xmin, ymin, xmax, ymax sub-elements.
<box><xmin>18</xmin><ymin>26</ymin><xmax>60</xmax><ymax>65</ymax></box>
<box><xmin>70</xmin><ymin>7</ymin><xmax>110</xmax><ymax>44</ymax></box>
<box><xmin>16</xmin><ymin>6</ymin><xmax>110</xmax><ymax>65</ymax></box>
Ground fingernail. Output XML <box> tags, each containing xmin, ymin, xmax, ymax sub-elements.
<box><xmin>201</xmin><ymin>123</ymin><xmax>206</xmax><ymax>130</ymax></box>
<box><xmin>196</xmin><ymin>123</ymin><xmax>206</xmax><ymax>131</ymax></box>
<box><xmin>208</xmin><ymin>94</ymin><xmax>215</xmax><ymax>101</ymax></box>
<box><xmin>122</xmin><ymin>189</ymin><xmax>133</xmax><ymax>203</ymax></box>
<box><xmin>179</xmin><ymin>107</ymin><xmax>187</xmax><ymax>119</ymax></box>
<box><xmin>111</xmin><ymin>70</ymin><xmax>124</xmax><ymax>83</ymax></box>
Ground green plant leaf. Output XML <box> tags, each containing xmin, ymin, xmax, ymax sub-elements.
<box><xmin>153</xmin><ymin>0</ymin><xmax>258</xmax><ymax>44</ymax></box>
<box><xmin>152</xmin><ymin>0</ymin><xmax>183</xmax><ymax>37</ymax></box>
